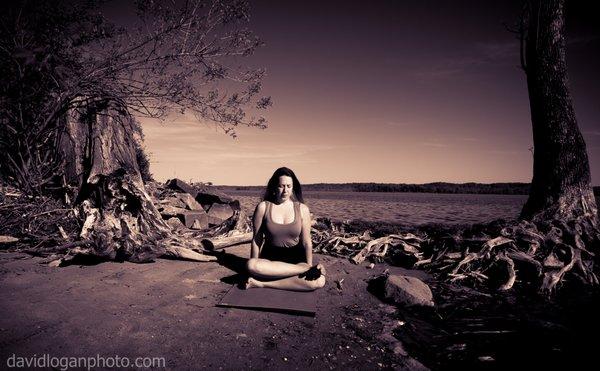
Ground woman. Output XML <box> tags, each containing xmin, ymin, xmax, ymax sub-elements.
<box><xmin>245</xmin><ymin>167</ymin><xmax>326</xmax><ymax>291</ymax></box>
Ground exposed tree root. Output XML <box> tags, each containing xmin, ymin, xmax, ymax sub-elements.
<box><xmin>1</xmin><ymin>177</ymin><xmax>248</xmax><ymax>265</ymax></box>
<box><xmin>312</xmin><ymin>216</ymin><xmax>599</xmax><ymax>295</ymax></box>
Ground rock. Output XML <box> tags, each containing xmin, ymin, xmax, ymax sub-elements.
<box><xmin>0</xmin><ymin>236</ymin><xmax>19</xmax><ymax>244</ymax></box>
<box><xmin>384</xmin><ymin>275</ymin><xmax>434</xmax><ymax>307</ymax></box>
<box><xmin>207</xmin><ymin>203</ymin><xmax>234</xmax><ymax>221</ymax></box>
<box><xmin>48</xmin><ymin>259</ymin><xmax>62</xmax><ymax>267</ymax></box>
<box><xmin>160</xmin><ymin>205</ymin><xmax>208</xmax><ymax>229</ymax></box>
<box><xmin>207</xmin><ymin>215</ymin><xmax>225</xmax><ymax>226</ymax></box>
<box><xmin>195</xmin><ymin>187</ymin><xmax>233</xmax><ymax>206</ymax></box>
<box><xmin>166</xmin><ymin>178</ymin><xmax>197</xmax><ymax>196</ymax></box>
<box><xmin>159</xmin><ymin>196</ymin><xmax>187</xmax><ymax>209</ymax></box>
<box><xmin>176</xmin><ymin>192</ymin><xmax>204</xmax><ymax>211</ymax></box>
<box><xmin>165</xmin><ymin>179</ymin><xmax>236</xmax><ymax>209</ymax></box>
<box><xmin>166</xmin><ymin>217</ymin><xmax>186</xmax><ymax>231</ymax></box>
<box><xmin>190</xmin><ymin>217</ymin><xmax>209</xmax><ymax>230</ymax></box>
<box><xmin>158</xmin><ymin>205</ymin><xmax>188</xmax><ymax>218</ymax></box>
<box><xmin>181</xmin><ymin>211</ymin><xmax>209</xmax><ymax>229</ymax></box>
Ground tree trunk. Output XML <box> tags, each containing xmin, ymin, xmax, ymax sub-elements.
<box><xmin>60</xmin><ymin>101</ymin><xmax>169</xmax><ymax>262</ymax></box>
<box><xmin>516</xmin><ymin>0</ymin><xmax>600</xmax><ymax>293</ymax></box>
<box><xmin>521</xmin><ymin>0</ymin><xmax>597</xmax><ymax>224</ymax></box>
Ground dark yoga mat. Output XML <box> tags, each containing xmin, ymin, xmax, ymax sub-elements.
<box><xmin>217</xmin><ymin>285</ymin><xmax>317</xmax><ymax>316</ymax></box>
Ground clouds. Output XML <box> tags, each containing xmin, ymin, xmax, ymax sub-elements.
<box><xmin>134</xmin><ymin>1</ymin><xmax>599</xmax><ymax>185</ymax></box>
<box><xmin>140</xmin><ymin>116</ymin><xmax>352</xmax><ymax>183</ymax></box>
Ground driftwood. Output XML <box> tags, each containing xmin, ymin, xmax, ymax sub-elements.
<box><xmin>351</xmin><ymin>237</ymin><xmax>393</xmax><ymax>265</ymax></box>
<box><xmin>0</xmin><ymin>191</ymin><xmax>81</xmax><ymax>252</ymax></box>
<box><xmin>349</xmin><ymin>234</ymin><xmax>422</xmax><ymax>265</ymax></box>
<box><xmin>1</xmin><ymin>178</ymin><xmax>251</xmax><ymax>265</ymax></box>
<box><xmin>312</xmin><ymin>217</ymin><xmax>599</xmax><ymax>295</ymax></box>
<box><xmin>201</xmin><ymin>232</ymin><xmax>253</xmax><ymax>251</ymax></box>
<box><xmin>0</xmin><ymin>236</ymin><xmax>19</xmax><ymax>244</ymax></box>
<box><xmin>163</xmin><ymin>245</ymin><xmax>217</xmax><ymax>262</ymax></box>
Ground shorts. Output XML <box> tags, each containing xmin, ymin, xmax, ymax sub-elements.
<box><xmin>259</xmin><ymin>244</ymin><xmax>306</xmax><ymax>264</ymax></box>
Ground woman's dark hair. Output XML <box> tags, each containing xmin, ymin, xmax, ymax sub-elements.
<box><xmin>262</xmin><ymin>167</ymin><xmax>304</xmax><ymax>203</ymax></box>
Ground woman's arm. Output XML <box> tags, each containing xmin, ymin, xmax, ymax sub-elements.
<box><xmin>300</xmin><ymin>203</ymin><xmax>313</xmax><ymax>266</ymax></box>
<box><xmin>250</xmin><ymin>202</ymin><xmax>267</xmax><ymax>259</ymax></box>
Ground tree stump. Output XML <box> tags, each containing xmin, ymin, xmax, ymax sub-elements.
<box><xmin>60</xmin><ymin>102</ymin><xmax>170</xmax><ymax>262</ymax></box>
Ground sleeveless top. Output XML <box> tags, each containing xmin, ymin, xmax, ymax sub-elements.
<box><xmin>263</xmin><ymin>201</ymin><xmax>302</xmax><ymax>248</ymax></box>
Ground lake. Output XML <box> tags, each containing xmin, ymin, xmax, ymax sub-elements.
<box><xmin>224</xmin><ymin>190</ymin><xmax>528</xmax><ymax>226</ymax></box>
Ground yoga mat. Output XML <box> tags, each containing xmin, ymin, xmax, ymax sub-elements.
<box><xmin>217</xmin><ymin>285</ymin><xmax>317</xmax><ymax>316</ymax></box>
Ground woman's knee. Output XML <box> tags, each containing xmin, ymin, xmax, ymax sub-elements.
<box><xmin>315</xmin><ymin>275</ymin><xmax>326</xmax><ymax>289</ymax></box>
<box><xmin>247</xmin><ymin>258</ymin><xmax>260</xmax><ymax>274</ymax></box>
<box><xmin>306</xmin><ymin>275</ymin><xmax>326</xmax><ymax>290</ymax></box>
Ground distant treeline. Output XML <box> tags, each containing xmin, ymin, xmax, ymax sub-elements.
<box><xmin>219</xmin><ymin>183</ymin><xmax>600</xmax><ymax>195</ymax></box>
<box><xmin>351</xmin><ymin>182</ymin><xmax>532</xmax><ymax>194</ymax></box>
<box><xmin>220</xmin><ymin>183</ymin><xmax>600</xmax><ymax>196</ymax></box>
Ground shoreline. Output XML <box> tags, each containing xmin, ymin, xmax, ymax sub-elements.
<box><xmin>220</xmin><ymin>189</ymin><xmax>600</xmax><ymax>228</ymax></box>
<box><xmin>216</xmin><ymin>184</ymin><xmax>600</xmax><ymax>196</ymax></box>
<box><xmin>221</xmin><ymin>191</ymin><xmax>528</xmax><ymax>228</ymax></box>
<box><xmin>218</xmin><ymin>183</ymin><xmax>531</xmax><ymax>195</ymax></box>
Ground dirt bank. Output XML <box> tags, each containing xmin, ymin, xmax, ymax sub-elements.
<box><xmin>0</xmin><ymin>245</ymin><xmax>427</xmax><ymax>370</ymax></box>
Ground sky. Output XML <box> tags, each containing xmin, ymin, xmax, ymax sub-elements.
<box><xmin>139</xmin><ymin>0</ymin><xmax>600</xmax><ymax>186</ymax></box>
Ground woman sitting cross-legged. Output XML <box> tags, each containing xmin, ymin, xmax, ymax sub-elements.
<box><xmin>245</xmin><ymin>167</ymin><xmax>326</xmax><ymax>291</ymax></box>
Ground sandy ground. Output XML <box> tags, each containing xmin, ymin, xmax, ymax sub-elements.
<box><xmin>0</xmin><ymin>245</ymin><xmax>429</xmax><ymax>370</ymax></box>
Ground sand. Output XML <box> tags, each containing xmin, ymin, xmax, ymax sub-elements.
<box><xmin>0</xmin><ymin>245</ymin><xmax>428</xmax><ymax>370</ymax></box>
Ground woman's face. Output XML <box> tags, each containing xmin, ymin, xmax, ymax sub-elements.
<box><xmin>276</xmin><ymin>175</ymin><xmax>294</xmax><ymax>202</ymax></box>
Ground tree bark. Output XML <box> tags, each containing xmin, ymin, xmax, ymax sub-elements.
<box><xmin>521</xmin><ymin>0</ymin><xmax>597</xmax><ymax>224</ymax></box>
<box><xmin>201</xmin><ymin>232</ymin><xmax>253</xmax><ymax>251</ymax></box>
<box><xmin>60</xmin><ymin>102</ymin><xmax>169</xmax><ymax>262</ymax></box>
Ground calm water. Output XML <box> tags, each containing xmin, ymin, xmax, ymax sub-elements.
<box><xmin>225</xmin><ymin>190</ymin><xmax>527</xmax><ymax>226</ymax></box>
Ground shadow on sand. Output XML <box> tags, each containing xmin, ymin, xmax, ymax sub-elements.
<box><xmin>211</xmin><ymin>250</ymin><xmax>249</xmax><ymax>287</ymax></box>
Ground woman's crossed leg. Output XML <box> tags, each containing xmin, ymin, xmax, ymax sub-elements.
<box><xmin>245</xmin><ymin>258</ymin><xmax>326</xmax><ymax>291</ymax></box>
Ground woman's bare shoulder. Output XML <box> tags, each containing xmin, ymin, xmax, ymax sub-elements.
<box><xmin>254</xmin><ymin>201</ymin><xmax>267</xmax><ymax>213</ymax></box>
<box><xmin>253</xmin><ymin>201</ymin><xmax>267</xmax><ymax>221</ymax></box>
<box><xmin>298</xmin><ymin>202</ymin><xmax>310</xmax><ymax>214</ymax></box>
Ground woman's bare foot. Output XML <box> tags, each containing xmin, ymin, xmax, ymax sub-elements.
<box><xmin>316</xmin><ymin>263</ymin><xmax>326</xmax><ymax>276</ymax></box>
<box><xmin>298</xmin><ymin>263</ymin><xmax>326</xmax><ymax>281</ymax></box>
<box><xmin>244</xmin><ymin>277</ymin><xmax>264</xmax><ymax>289</ymax></box>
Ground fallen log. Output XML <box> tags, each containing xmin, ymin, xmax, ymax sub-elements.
<box><xmin>21</xmin><ymin>240</ymin><xmax>94</xmax><ymax>257</ymax></box>
<box><xmin>0</xmin><ymin>236</ymin><xmax>19</xmax><ymax>244</ymax></box>
<box><xmin>201</xmin><ymin>232</ymin><xmax>253</xmax><ymax>251</ymax></box>
<box><xmin>163</xmin><ymin>246</ymin><xmax>218</xmax><ymax>262</ymax></box>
